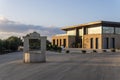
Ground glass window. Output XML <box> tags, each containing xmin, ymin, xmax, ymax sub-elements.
<box><xmin>103</xmin><ymin>38</ymin><xmax>109</xmax><ymax>49</ymax></box>
<box><xmin>84</xmin><ymin>27</ymin><xmax>88</xmax><ymax>34</ymax></box>
<box><xmin>110</xmin><ymin>38</ymin><xmax>115</xmax><ymax>48</ymax></box>
<box><xmin>96</xmin><ymin>38</ymin><xmax>99</xmax><ymax>49</ymax></box>
<box><xmin>57</xmin><ymin>39</ymin><xmax>58</xmax><ymax>46</ymax></box>
<box><xmin>115</xmin><ymin>27</ymin><xmax>120</xmax><ymax>34</ymax></box>
<box><xmin>103</xmin><ymin>27</ymin><xmax>114</xmax><ymax>34</ymax></box>
<box><xmin>53</xmin><ymin>39</ymin><xmax>55</xmax><ymax>45</ymax></box>
<box><xmin>60</xmin><ymin>39</ymin><xmax>62</xmax><ymax>46</ymax></box>
<box><xmin>63</xmin><ymin>39</ymin><xmax>66</xmax><ymax>47</ymax></box>
<box><xmin>90</xmin><ymin>38</ymin><xmax>93</xmax><ymax>48</ymax></box>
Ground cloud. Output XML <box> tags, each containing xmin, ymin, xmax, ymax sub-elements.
<box><xmin>0</xmin><ymin>16</ymin><xmax>64</xmax><ymax>40</ymax></box>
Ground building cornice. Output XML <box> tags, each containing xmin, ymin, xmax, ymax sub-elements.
<box><xmin>61</xmin><ymin>21</ymin><xmax>120</xmax><ymax>31</ymax></box>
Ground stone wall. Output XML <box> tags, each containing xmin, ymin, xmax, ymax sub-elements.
<box><xmin>52</xmin><ymin>35</ymin><xmax>75</xmax><ymax>48</ymax></box>
<box><xmin>102</xmin><ymin>34</ymin><xmax>120</xmax><ymax>49</ymax></box>
<box><xmin>83</xmin><ymin>34</ymin><xmax>102</xmax><ymax>49</ymax></box>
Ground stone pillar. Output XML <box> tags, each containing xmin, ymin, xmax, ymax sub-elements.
<box><xmin>23</xmin><ymin>37</ymin><xmax>29</xmax><ymax>62</ymax></box>
<box><xmin>40</xmin><ymin>36</ymin><xmax>46</xmax><ymax>62</ymax></box>
<box><xmin>23</xmin><ymin>37</ymin><xmax>29</xmax><ymax>53</ymax></box>
<box><xmin>41</xmin><ymin>36</ymin><xmax>46</xmax><ymax>54</ymax></box>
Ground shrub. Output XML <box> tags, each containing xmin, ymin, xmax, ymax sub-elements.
<box><xmin>52</xmin><ymin>45</ymin><xmax>58</xmax><ymax>51</ymax></box>
<box><xmin>50</xmin><ymin>45</ymin><xmax>62</xmax><ymax>53</ymax></box>
<box><xmin>66</xmin><ymin>50</ymin><xmax>70</xmax><ymax>53</ymax></box>
<box><xmin>93</xmin><ymin>50</ymin><xmax>97</xmax><ymax>53</ymax></box>
<box><xmin>57</xmin><ymin>47</ymin><xmax>62</xmax><ymax>53</ymax></box>
<box><xmin>46</xmin><ymin>40</ymin><xmax>52</xmax><ymax>50</ymax></box>
<box><xmin>116</xmin><ymin>48</ymin><xmax>120</xmax><ymax>50</ymax></box>
<box><xmin>81</xmin><ymin>50</ymin><xmax>86</xmax><ymax>53</ymax></box>
<box><xmin>111</xmin><ymin>49</ymin><xmax>116</xmax><ymax>52</ymax></box>
<box><xmin>102</xmin><ymin>49</ymin><xmax>107</xmax><ymax>52</ymax></box>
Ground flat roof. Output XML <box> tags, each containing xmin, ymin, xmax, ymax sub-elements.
<box><xmin>61</xmin><ymin>21</ymin><xmax>120</xmax><ymax>31</ymax></box>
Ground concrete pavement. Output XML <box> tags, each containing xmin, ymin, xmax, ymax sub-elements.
<box><xmin>0</xmin><ymin>52</ymin><xmax>120</xmax><ymax>80</ymax></box>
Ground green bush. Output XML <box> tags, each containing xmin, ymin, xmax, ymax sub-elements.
<box><xmin>46</xmin><ymin>40</ymin><xmax>52</xmax><ymax>50</ymax></box>
<box><xmin>50</xmin><ymin>45</ymin><xmax>62</xmax><ymax>53</ymax></box>
<box><xmin>102</xmin><ymin>49</ymin><xmax>107</xmax><ymax>52</ymax></box>
<box><xmin>66</xmin><ymin>50</ymin><xmax>70</xmax><ymax>53</ymax></box>
<box><xmin>116</xmin><ymin>48</ymin><xmax>120</xmax><ymax>50</ymax></box>
<box><xmin>93</xmin><ymin>50</ymin><xmax>97</xmax><ymax>53</ymax></box>
<box><xmin>57</xmin><ymin>47</ymin><xmax>62</xmax><ymax>53</ymax></box>
<box><xmin>52</xmin><ymin>45</ymin><xmax>58</xmax><ymax>51</ymax></box>
<box><xmin>0</xmin><ymin>36</ymin><xmax>23</xmax><ymax>54</ymax></box>
<box><xmin>111</xmin><ymin>49</ymin><xmax>116</xmax><ymax>52</ymax></box>
<box><xmin>82</xmin><ymin>50</ymin><xmax>86</xmax><ymax>53</ymax></box>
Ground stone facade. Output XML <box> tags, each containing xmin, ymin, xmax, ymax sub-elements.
<box><xmin>102</xmin><ymin>34</ymin><xmax>120</xmax><ymax>49</ymax></box>
<box><xmin>83</xmin><ymin>34</ymin><xmax>102</xmax><ymax>49</ymax></box>
<box><xmin>52</xmin><ymin>35</ymin><xmax>75</xmax><ymax>48</ymax></box>
<box><xmin>52</xmin><ymin>21</ymin><xmax>120</xmax><ymax>49</ymax></box>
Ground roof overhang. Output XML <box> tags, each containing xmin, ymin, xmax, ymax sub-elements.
<box><xmin>61</xmin><ymin>21</ymin><xmax>120</xmax><ymax>31</ymax></box>
<box><xmin>61</xmin><ymin>21</ymin><xmax>102</xmax><ymax>31</ymax></box>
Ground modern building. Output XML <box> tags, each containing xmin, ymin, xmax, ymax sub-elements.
<box><xmin>52</xmin><ymin>21</ymin><xmax>120</xmax><ymax>49</ymax></box>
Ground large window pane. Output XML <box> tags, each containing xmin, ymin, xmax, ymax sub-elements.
<box><xmin>110</xmin><ymin>38</ymin><xmax>115</xmax><ymax>48</ymax></box>
<box><xmin>96</xmin><ymin>38</ymin><xmax>99</xmax><ymax>49</ymax></box>
<box><xmin>115</xmin><ymin>27</ymin><xmax>120</xmax><ymax>34</ymax></box>
<box><xmin>103</xmin><ymin>38</ymin><xmax>109</xmax><ymax>49</ymax></box>
<box><xmin>103</xmin><ymin>27</ymin><xmax>114</xmax><ymax>33</ymax></box>
<box><xmin>63</xmin><ymin>39</ymin><xmax>66</xmax><ymax>47</ymax></box>
<box><xmin>90</xmin><ymin>38</ymin><xmax>94</xmax><ymax>48</ymax></box>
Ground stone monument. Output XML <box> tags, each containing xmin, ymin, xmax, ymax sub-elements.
<box><xmin>23</xmin><ymin>32</ymin><xmax>46</xmax><ymax>63</ymax></box>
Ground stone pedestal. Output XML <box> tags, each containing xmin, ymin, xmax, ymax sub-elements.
<box><xmin>23</xmin><ymin>32</ymin><xmax>46</xmax><ymax>63</ymax></box>
<box><xmin>24</xmin><ymin>51</ymin><xmax>46</xmax><ymax>63</ymax></box>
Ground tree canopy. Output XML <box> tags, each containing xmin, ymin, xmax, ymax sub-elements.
<box><xmin>0</xmin><ymin>36</ymin><xmax>23</xmax><ymax>54</ymax></box>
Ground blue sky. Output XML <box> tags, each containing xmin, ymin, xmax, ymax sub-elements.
<box><xmin>0</xmin><ymin>0</ymin><xmax>120</xmax><ymax>39</ymax></box>
<box><xmin>0</xmin><ymin>0</ymin><xmax>120</xmax><ymax>27</ymax></box>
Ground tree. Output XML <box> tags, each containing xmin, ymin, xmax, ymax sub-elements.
<box><xmin>46</xmin><ymin>40</ymin><xmax>52</xmax><ymax>50</ymax></box>
<box><xmin>6</xmin><ymin>36</ymin><xmax>23</xmax><ymax>51</ymax></box>
<box><xmin>0</xmin><ymin>36</ymin><xmax>23</xmax><ymax>54</ymax></box>
<box><xmin>0</xmin><ymin>39</ymin><xmax>3</xmax><ymax>54</ymax></box>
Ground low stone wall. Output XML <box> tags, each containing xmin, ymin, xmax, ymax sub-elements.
<box><xmin>64</xmin><ymin>48</ymin><xmax>120</xmax><ymax>54</ymax></box>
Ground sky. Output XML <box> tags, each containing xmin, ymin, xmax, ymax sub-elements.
<box><xmin>0</xmin><ymin>0</ymin><xmax>120</xmax><ymax>40</ymax></box>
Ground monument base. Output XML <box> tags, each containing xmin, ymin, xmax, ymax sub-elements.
<box><xmin>24</xmin><ymin>51</ymin><xmax>46</xmax><ymax>63</ymax></box>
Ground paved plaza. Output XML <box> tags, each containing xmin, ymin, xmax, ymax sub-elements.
<box><xmin>0</xmin><ymin>51</ymin><xmax>120</xmax><ymax>80</ymax></box>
